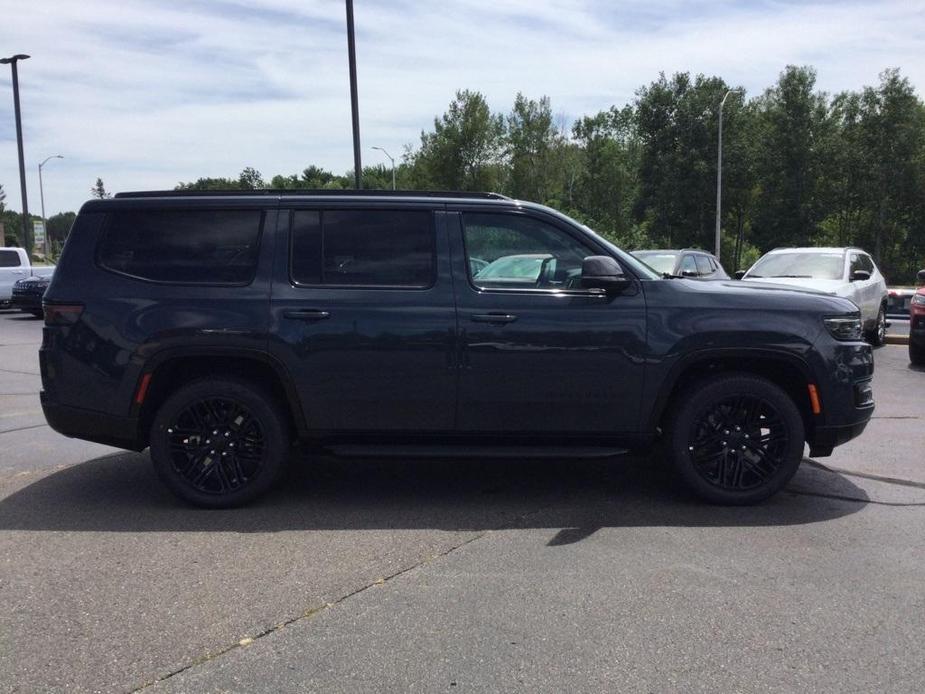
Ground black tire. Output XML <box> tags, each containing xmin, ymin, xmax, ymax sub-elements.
<box><xmin>149</xmin><ymin>376</ymin><xmax>290</xmax><ymax>508</ymax></box>
<box><xmin>664</xmin><ymin>373</ymin><xmax>805</xmax><ymax>505</ymax></box>
<box><xmin>911</xmin><ymin>342</ymin><xmax>925</xmax><ymax>366</ymax></box>
<box><xmin>867</xmin><ymin>304</ymin><xmax>887</xmax><ymax>346</ymax></box>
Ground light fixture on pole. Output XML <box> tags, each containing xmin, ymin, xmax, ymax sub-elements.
<box><xmin>38</xmin><ymin>154</ymin><xmax>64</xmax><ymax>256</ymax></box>
<box><xmin>371</xmin><ymin>146</ymin><xmax>396</xmax><ymax>190</ymax></box>
<box><xmin>714</xmin><ymin>88</ymin><xmax>743</xmax><ymax>261</ymax></box>
<box><xmin>1</xmin><ymin>54</ymin><xmax>31</xmax><ymax>249</ymax></box>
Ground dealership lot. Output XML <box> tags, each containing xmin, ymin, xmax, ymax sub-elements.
<box><xmin>1</xmin><ymin>309</ymin><xmax>923</xmax><ymax>692</ymax></box>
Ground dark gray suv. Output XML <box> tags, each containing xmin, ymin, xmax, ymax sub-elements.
<box><xmin>40</xmin><ymin>190</ymin><xmax>874</xmax><ymax>507</ymax></box>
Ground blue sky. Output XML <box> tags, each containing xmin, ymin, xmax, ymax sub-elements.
<box><xmin>1</xmin><ymin>0</ymin><xmax>924</xmax><ymax>215</ymax></box>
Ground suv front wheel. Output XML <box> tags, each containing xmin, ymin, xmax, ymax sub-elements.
<box><xmin>150</xmin><ymin>377</ymin><xmax>290</xmax><ymax>508</ymax></box>
<box><xmin>665</xmin><ymin>374</ymin><xmax>805</xmax><ymax>505</ymax></box>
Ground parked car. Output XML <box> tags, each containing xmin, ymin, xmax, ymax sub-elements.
<box><xmin>740</xmin><ymin>247</ymin><xmax>888</xmax><ymax>345</ymax></box>
<box><xmin>910</xmin><ymin>270</ymin><xmax>925</xmax><ymax>366</ymax></box>
<box><xmin>632</xmin><ymin>249</ymin><xmax>729</xmax><ymax>279</ymax></box>
<box><xmin>0</xmin><ymin>247</ymin><xmax>55</xmax><ymax>308</ymax></box>
<box><xmin>41</xmin><ymin>190</ymin><xmax>874</xmax><ymax>508</ymax></box>
<box><xmin>11</xmin><ymin>274</ymin><xmax>51</xmax><ymax>317</ymax></box>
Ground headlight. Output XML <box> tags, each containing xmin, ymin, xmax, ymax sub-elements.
<box><xmin>912</xmin><ymin>293</ymin><xmax>925</xmax><ymax>306</ymax></box>
<box><xmin>824</xmin><ymin>315</ymin><xmax>862</xmax><ymax>341</ymax></box>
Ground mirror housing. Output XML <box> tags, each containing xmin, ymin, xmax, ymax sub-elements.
<box><xmin>916</xmin><ymin>269</ymin><xmax>925</xmax><ymax>287</ymax></box>
<box><xmin>681</xmin><ymin>269</ymin><xmax>698</xmax><ymax>278</ymax></box>
<box><xmin>733</xmin><ymin>270</ymin><xmax>746</xmax><ymax>280</ymax></box>
<box><xmin>850</xmin><ymin>269</ymin><xmax>871</xmax><ymax>282</ymax></box>
<box><xmin>580</xmin><ymin>256</ymin><xmax>630</xmax><ymax>292</ymax></box>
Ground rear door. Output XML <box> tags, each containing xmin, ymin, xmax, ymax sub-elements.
<box><xmin>269</xmin><ymin>203</ymin><xmax>457</xmax><ymax>433</ymax></box>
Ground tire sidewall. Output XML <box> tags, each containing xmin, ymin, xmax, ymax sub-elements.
<box><xmin>150</xmin><ymin>377</ymin><xmax>288</xmax><ymax>508</ymax></box>
<box><xmin>667</xmin><ymin>374</ymin><xmax>805</xmax><ymax>505</ymax></box>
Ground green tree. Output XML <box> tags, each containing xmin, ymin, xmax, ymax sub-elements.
<box><xmin>409</xmin><ymin>90</ymin><xmax>505</xmax><ymax>191</ymax></box>
<box><xmin>46</xmin><ymin>211</ymin><xmax>77</xmax><ymax>254</ymax></box>
<box><xmin>91</xmin><ymin>178</ymin><xmax>111</xmax><ymax>199</ymax></box>
<box><xmin>504</xmin><ymin>93</ymin><xmax>561</xmax><ymax>203</ymax></box>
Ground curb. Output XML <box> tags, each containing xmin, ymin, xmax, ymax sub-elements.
<box><xmin>885</xmin><ymin>334</ymin><xmax>909</xmax><ymax>346</ymax></box>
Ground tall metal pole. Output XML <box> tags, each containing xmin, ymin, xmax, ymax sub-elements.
<box><xmin>38</xmin><ymin>155</ymin><xmax>63</xmax><ymax>257</ymax></box>
<box><xmin>1</xmin><ymin>55</ymin><xmax>31</xmax><ymax>250</ymax></box>
<box><xmin>714</xmin><ymin>90</ymin><xmax>730</xmax><ymax>260</ymax></box>
<box><xmin>345</xmin><ymin>0</ymin><xmax>362</xmax><ymax>189</ymax></box>
<box><xmin>372</xmin><ymin>146</ymin><xmax>395</xmax><ymax>190</ymax></box>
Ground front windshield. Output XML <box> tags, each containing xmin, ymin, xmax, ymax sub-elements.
<box><xmin>633</xmin><ymin>252</ymin><xmax>678</xmax><ymax>275</ymax></box>
<box><xmin>747</xmin><ymin>252</ymin><xmax>844</xmax><ymax>280</ymax></box>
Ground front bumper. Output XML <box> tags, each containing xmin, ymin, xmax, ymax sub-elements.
<box><xmin>11</xmin><ymin>291</ymin><xmax>43</xmax><ymax>312</ymax></box>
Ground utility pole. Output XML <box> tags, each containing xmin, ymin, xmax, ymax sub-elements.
<box><xmin>372</xmin><ymin>146</ymin><xmax>396</xmax><ymax>190</ymax></box>
<box><xmin>39</xmin><ymin>154</ymin><xmax>64</xmax><ymax>256</ymax></box>
<box><xmin>1</xmin><ymin>54</ymin><xmax>31</xmax><ymax>250</ymax></box>
<box><xmin>345</xmin><ymin>0</ymin><xmax>362</xmax><ymax>189</ymax></box>
<box><xmin>714</xmin><ymin>89</ymin><xmax>742</xmax><ymax>261</ymax></box>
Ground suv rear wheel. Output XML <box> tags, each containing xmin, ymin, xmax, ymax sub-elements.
<box><xmin>149</xmin><ymin>377</ymin><xmax>290</xmax><ymax>508</ymax></box>
<box><xmin>867</xmin><ymin>304</ymin><xmax>886</xmax><ymax>346</ymax></box>
<box><xmin>665</xmin><ymin>374</ymin><xmax>805</xmax><ymax>505</ymax></box>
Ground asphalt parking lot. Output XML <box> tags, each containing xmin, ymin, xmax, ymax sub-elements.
<box><xmin>1</xmin><ymin>309</ymin><xmax>923</xmax><ymax>692</ymax></box>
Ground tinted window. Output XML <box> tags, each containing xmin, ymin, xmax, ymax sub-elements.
<box><xmin>0</xmin><ymin>249</ymin><xmax>21</xmax><ymax>267</ymax></box>
<box><xmin>290</xmin><ymin>209</ymin><xmax>434</xmax><ymax>287</ymax></box>
<box><xmin>98</xmin><ymin>209</ymin><xmax>263</xmax><ymax>284</ymax></box>
<box><xmin>859</xmin><ymin>254</ymin><xmax>875</xmax><ymax>273</ymax></box>
<box><xmin>463</xmin><ymin>213</ymin><xmax>595</xmax><ymax>290</ymax></box>
<box><xmin>695</xmin><ymin>255</ymin><xmax>712</xmax><ymax>276</ymax></box>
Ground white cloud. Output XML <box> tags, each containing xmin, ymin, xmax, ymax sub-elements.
<box><xmin>0</xmin><ymin>0</ymin><xmax>923</xmax><ymax>214</ymax></box>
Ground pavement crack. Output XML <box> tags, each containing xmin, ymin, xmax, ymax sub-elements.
<box><xmin>0</xmin><ymin>367</ymin><xmax>40</xmax><ymax>376</ymax></box>
<box><xmin>0</xmin><ymin>423</ymin><xmax>48</xmax><ymax>435</ymax></box>
<box><xmin>131</xmin><ymin>530</ymin><xmax>492</xmax><ymax>692</ymax></box>
<box><xmin>788</xmin><ymin>489</ymin><xmax>925</xmax><ymax>507</ymax></box>
<box><xmin>805</xmin><ymin>459</ymin><xmax>925</xmax><ymax>491</ymax></box>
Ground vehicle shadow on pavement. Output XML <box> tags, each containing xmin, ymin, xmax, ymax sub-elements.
<box><xmin>0</xmin><ymin>452</ymin><xmax>870</xmax><ymax>539</ymax></box>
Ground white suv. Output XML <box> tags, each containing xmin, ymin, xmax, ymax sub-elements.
<box><xmin>741</xmin><ymin>247</ymin><xmax>889</xmax><ymax>345</ymax></box>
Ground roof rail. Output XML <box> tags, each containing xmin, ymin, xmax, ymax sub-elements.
<box><xmin>113</xmin><ymin>189</ymin><xmax>511</xmax><ymax>200</ymax></box>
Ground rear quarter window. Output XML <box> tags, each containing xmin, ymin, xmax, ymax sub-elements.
<box><xmin>97</xmin><ymin>208</ymin><xmax>263</xmax><ymax>284</ymax></box>
<box><xmin>0</xmin><ymin>249</ymin><xmax>22</xmax><ymax>267</ymax></box>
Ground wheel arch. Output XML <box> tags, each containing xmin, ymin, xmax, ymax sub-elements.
<box><xmin>135</xmin><ymin>348</ymin><xmax>308</xmax><ymax>447</ymax></box>
<box><xmin>648</xmin><ymin>348</ymin><xmax>816</xmax><ymax>438</ymax></box>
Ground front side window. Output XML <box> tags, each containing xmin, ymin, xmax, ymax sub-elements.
<box><xmin>695</xmin><ymin>255</ymin><xmax>713</xmax><ymax>276</ymax></box>
<box><xmin>679</xmin><ymin>255</ymin><xmax>698</xmax><ymax>276</ymax></box>
<box><xmin>98</xmin><ymin>209</ymin><xmax>263</xmax><ymax>284</ymax></box>
<box><xmin>463</xmin><ymin>213</ymin><xmax>595</xmax><ymax>290</ymax></box>
<box><xmin>0</xmin><ymin>249</ymin><xmax>20</xmax><ymax>268</ymax></box>
<box><xmin>290</xmin><ymin>209</ymin><xmax>435</xmax><ymax>288</ymax></box>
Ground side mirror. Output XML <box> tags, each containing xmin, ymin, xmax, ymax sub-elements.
<box><xmin>733</xmin><ymin>270</ymin><xmax>746</xmax><ymax>280</ymax></box>
<box><xmin>916</xmin><ymin>269</ymin><xmax>925</xmax><ymax>287</ymax></box>
<box><xmin>681</xmin><ymin>269</ymin><xmax>699</xmax><ymax>278</ymax></box>
<box><xmin>850</xmin><ymin>269</ymin><xmax>871</xmax><ymax>282</ymax></box>
<box><xmin>580</xmin><ymin>256</ymin><xmax>630</xmax><ymax>292</ymax></box>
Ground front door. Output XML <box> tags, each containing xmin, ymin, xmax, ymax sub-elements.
<box><xmin>269</xmin><ymin>205</ymin><xmax>457</xmax><ymax>433</ymax></box>
<box><xmin>449</xmin><ymin>209</ymin><xmax>647</xmax><ymax>435</ymax></box>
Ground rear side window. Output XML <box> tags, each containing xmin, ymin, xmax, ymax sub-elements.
<box><xmin>290</xmin><ymin>209</ymin><xmax>435</xmax><ymax>288</ymax></box>
<box><xmin>98</xmin><ymin>209</ymin><xmax>263</xmax><ymax>284</ymax></box>
<box><xmin>0</xmin><ymin>249</ymin><xmax>21</xmax><ymax>267</ymax></box>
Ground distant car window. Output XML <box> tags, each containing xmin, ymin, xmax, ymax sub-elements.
<box><xmin>747</xmin><ymin>252</ymin><xmax>844</xmax><ymax>280</ymax></box>
<box><xmin>290</xmin><ymin>209</ymin><xmax>435</xmax><ymax>288</ymax></box>
<box><xmin>463</xmin><ymin>213</ymin><xmax>593</xmax><ymax>290</ymax></box>
<box><xmin>859</xmin><ymin>254</ymin><xmax>875</xmax><ymax>273</ymax></box>
<box><xmin>708</xmin><ymin>257</ymin><xmax>718</xmax><ymax>271</ymax></box>
<box><xmin>633</xmin><ymin>252</ymin><xmax>678</xmax><ymax>275</ymax></box>
<box><xmin>679</xmin><ymin>255</ymin><xmax>698</xmax><ymax>276</ymax></box>
<box><xmin>98</xmin><ymin>209</ymin><xmax>263</xmax><ymax>284</ymax></box>
<box><xmin>0</xmin><ymin>249</ymin><xmax>20</xmax><ymax>267</ymax></box>
<box><xmin>695</xmin><ymin>255</ymin><xmax>712</xmax><ymax>276</ymax></box>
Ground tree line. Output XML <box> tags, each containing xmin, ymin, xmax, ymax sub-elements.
<box><xmin>5</xmin><ymin>65</ymin><xmax>924</xmax><ymax>282</ymax></box>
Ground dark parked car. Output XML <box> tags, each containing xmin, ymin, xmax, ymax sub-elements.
<box><xmin>632</xmin><ymin>249</ymin><xmax>729</xmax><ymax>280</ymax></box>
<box><xmin>11</xmin><ymin>275</ymin><xmax>51</xmax><ymax>317</ymax></box>
<box><xmin>41</xmin><ymin>190</ymin><xmax>874</xmax><ymax>507</ymax></box>
<box><xmin>910</xmin><ymin>270</ymin><xmax>925</xmax><ymax>365</ymax></box>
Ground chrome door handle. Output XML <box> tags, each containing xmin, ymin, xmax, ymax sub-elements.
<box><xmin>283</xmin><ymin>309</ymin><xmax>331</xmax><ymax>321</ymax></box>
<box><xmin>471</xmin><ymin>313</ymin><xmax>517</xmax><ymax>324</ymax></box>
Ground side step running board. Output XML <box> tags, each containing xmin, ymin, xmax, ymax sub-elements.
<box><xmin>324</xmin><ymin>445</ymin><xmax>629</xmax><ymax>459</ymax></box>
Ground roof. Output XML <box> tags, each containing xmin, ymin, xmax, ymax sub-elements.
<box><xmin>766</xmin><ymin>247</ymin><xmax>866</xmax><ymax>254</ymax></box>
<box><xmin>112</xmin><ymin>189</ymin><xmax>510</xmax><ymax>200</ymax></box>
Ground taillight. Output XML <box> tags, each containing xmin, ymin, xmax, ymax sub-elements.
<box><xmin>44</xmin><ymin>303</ymin><xmax>84</xmax><ymax>326</ymax></box>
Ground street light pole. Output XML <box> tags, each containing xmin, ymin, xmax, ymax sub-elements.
<box><xmin>1</xmin><ymin>54</ymin><xmax>31</xmax><ymax>250</ymax></box>
<box><xmin>714</xmin><ymin>88</ymin><xmax>742</xmax><ymax>262</ymax></box>
<box><xmin>345</xmin><ymin>0</ymin><xmax>362</xmax><ymax>189</ymax></box>
<box><xmin>371</xmin><ymin>146</ymin><xmax>396</xmax><ymax>190</ymax></box>
<box><xmin>38</xmin><ymin>154</ymin><xmax>64</xmax><ymax>257</ymax></box>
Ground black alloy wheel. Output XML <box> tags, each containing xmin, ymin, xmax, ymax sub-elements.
<box><xmin>150</xmin><ymin>377</ymin><xmax>289</xmax><ymax>508</ymax></box>
<box><xmin>666</xmin><ymin>374</ymin><xmax>805</xmax><ymax>505</ymax></box>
